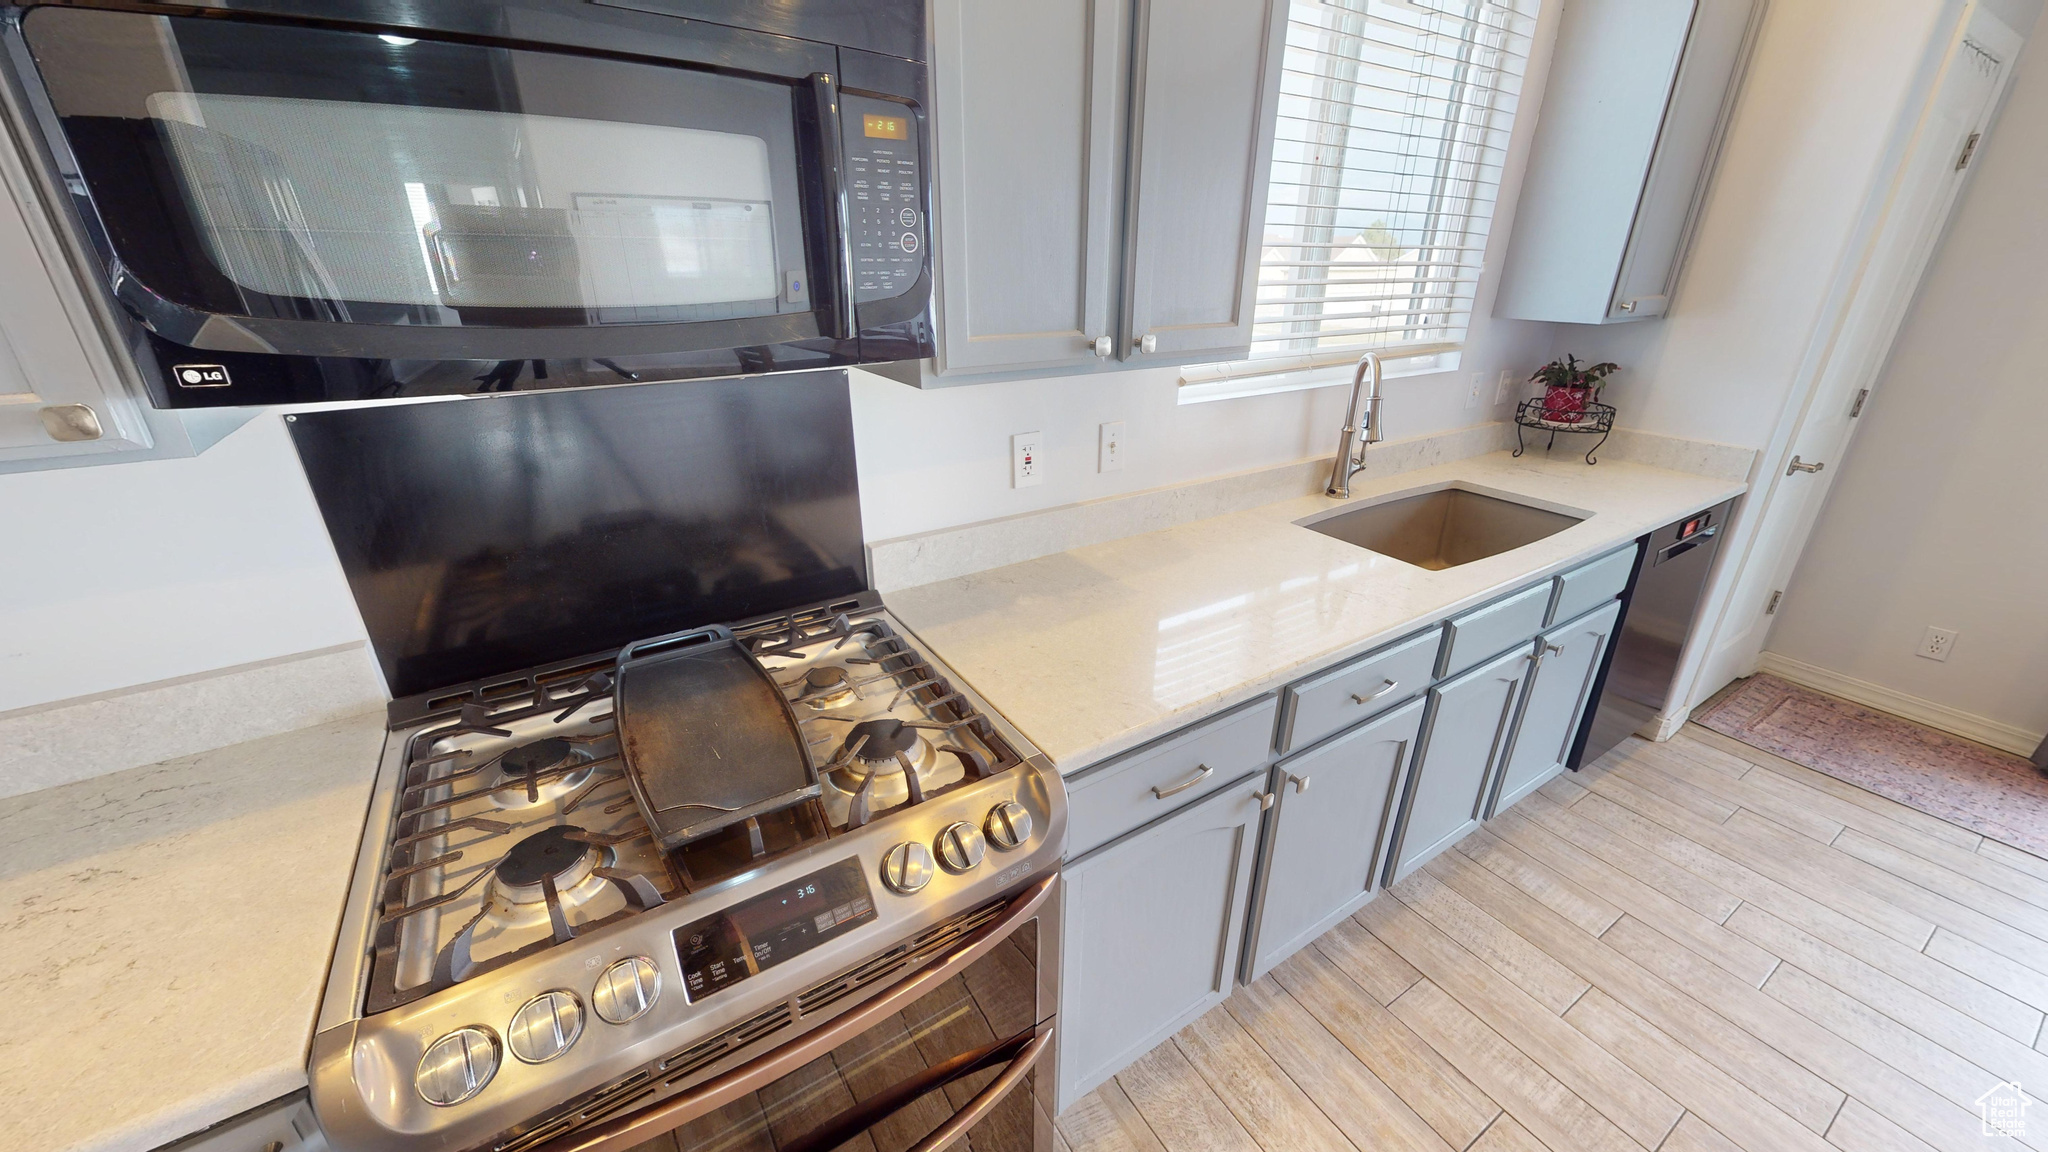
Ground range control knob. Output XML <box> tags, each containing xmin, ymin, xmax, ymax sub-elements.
<box><xmin>881</xmin><ymin>841</ymin><xmax>936</xmax><ymax>894</ymax></box>
<box><xmin>985</xmin><ymin>801</ymin><xmax>1034</xmax><ymax>851</ymax></box>
<box><xmin>592</xmin><ymin>957</ymin><xmax>661</xmax><ymax>1025</ymax></box>
<box><xmin>508</xmin><ymin>990</ymin><xmax>584</xmax><ymax>1064</ymax></box>
<box><xmin>416</xmin><ymin>1027</ymin><xmax>498</xmax><ymax>1106</ymax></box>
<box><xmin>935</xmin><ymin>821</ymin><xmax>987</xmax><ymax>873</ymax></box>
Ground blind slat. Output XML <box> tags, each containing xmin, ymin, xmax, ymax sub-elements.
<box><xmin>1190</xmin><ymin>0</ymin><xmax>1538</xmax><ymax>383</ymax></box>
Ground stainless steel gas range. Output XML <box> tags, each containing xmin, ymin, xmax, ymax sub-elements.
<box><xmin>287</xmin><ymin>372</ymin><xmax>1064</xmax><ymax>1152</ymax></box>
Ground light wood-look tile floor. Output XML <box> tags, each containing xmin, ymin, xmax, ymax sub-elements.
<box><xmin>1059</xmin><ymin>725</ymin><xmax>2048</xmax><ymax>1152</ymax></box>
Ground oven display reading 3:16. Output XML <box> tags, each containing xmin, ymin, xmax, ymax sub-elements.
<box><xmin>673</xmin><ymin>858</ymin><xmax>878</xmax><ymax>1001</ymax></box>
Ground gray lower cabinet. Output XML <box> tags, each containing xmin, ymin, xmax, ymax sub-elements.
<box><xmin>1386</xmin><ymin>644</ymin><xmax>1532</xmax><ymax>884</ymax></box>
<box><xmin>1057</xmin><ymin>776</ymin><xmax>1266</xmax><ymax>1109</ymax></box>
<box><xmin>1241</xmin><ymin>697</ymin><xmax>1425</xmax><ymax>983</ymax></box>
<box><xmin>1490</xmin><ymin>600</ymin><xmax>1623</xmax><ymax>817</ymax></box>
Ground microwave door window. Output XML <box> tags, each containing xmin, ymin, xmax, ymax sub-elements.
<box><xmin>147</xmin><ymin>93</ymin><xmax>782</xmax><ymax>321</ymax></box>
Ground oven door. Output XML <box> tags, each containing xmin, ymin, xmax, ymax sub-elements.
<box><xmin>6</xmin><ymin>5</ymin><xmax>932</xmax><ymax>407</ymax></box>
<box><xmin>535</xmin><ymin>878</ymin><xmax>1057</xmax><ymax>1152</ymax></box>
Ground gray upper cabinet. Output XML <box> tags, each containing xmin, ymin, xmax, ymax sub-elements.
<box><xmin>1242</xmin><ymin>697</ymin><xmax>1423</xmax><ymax>983</ymax></box>
<box><xmin>1493</xmin><ymin>0</ymin><xmax>1763</xmax><ymax>324</ymax></box>
<box><xmin>908</xmin><ymin>0</ymin><xmax>1285</xmax><ymax>384</ymax></box>
<box><xmin>1057</xmin><ymin>777</ymin><xmax>1266</xmax><ymax>1110</ymax></box>
<box><xmin>1120</xmin><ymin>0</ymin><xmax>1287</xmax><ymax>363</ymax></box>
<box><xmin>925</xmin><ymin>0</ymin><xmax>1126</xmax><ymax>374</ymax></box>
<box><xmin>1387</xmin><ymin>644</ymin><xmax>1531</xmax><ymax>884</ymax></box>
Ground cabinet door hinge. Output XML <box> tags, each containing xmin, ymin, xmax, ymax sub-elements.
<box><xmin>1850</xmin><ymin>388</ymin><xmax>1870</xmax><ymax>418</ymax></box>
<box><xmin>1766</xmin><ymin>590</ymin><xmax>1783</xmax><ymax>615</ymax></box>
<box><xmin>1956</xmin><ymin>131</ymin><xmax>1981</xmax><ymax>171</ymax></box>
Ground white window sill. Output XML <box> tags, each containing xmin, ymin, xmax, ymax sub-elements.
<box><xmin>1177</xmin><ymin>350</ymin><xmax>1462</xmax><ymax>405</ymax></box>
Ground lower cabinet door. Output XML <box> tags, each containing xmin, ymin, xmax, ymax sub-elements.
<box><xmin>1387</xmin><ymin>644</ymin><xmax>1532</xmax><ymax>884</ymax></box>
<box><xmin>1490</xmin><ymin>600</ymin><xmax>1623</xmax><ymax>817</ymax></box>
<box><xmin>1056</xmin><ymin>777</ymin><xmax>1266</xmax><ymax>1110</ymax></box>
<box><xmin>1241</xmin><ymin>697</ymin><xmax>1424</xmax><ymax>982</ymax></box>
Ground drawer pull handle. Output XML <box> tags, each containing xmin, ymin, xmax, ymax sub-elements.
<box><xmin>1255</xmin><ymin>790</ymin><xmax>1277</xmax><ymax>811</ymax></box>
<box><xmin>1351</xmin><ymin>679</ymin><xmax>1399</xmax><ymax>706</ymax></box>
<box><xmin>1153</xmin><ymin>763</ymin><xmax>1214</xmax><ymax>800</ymax></box>
<box><xmin>1289</xmin><ymin>773</ymin><xmax>1311</xmax><ymax>794</ymax></box>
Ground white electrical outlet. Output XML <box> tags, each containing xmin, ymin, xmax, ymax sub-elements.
<box><xmin>1465</xmin><ymin>373</ymin><xmax>1487</xmax><ymax>409</ymax></box>
<box><xmin>1099</xmin><ymin>421</ymin><xmax>1125</xmax><ymax>472</ymax></box>
<box><xmin>1011</xmin><ymin>431</ymin><xmax>1044</xmax><ymax>488</ymax></box>
<box><xmin>1495</xmin><ymin>369</ymin><xmax>1519</xmax><ymax>405</ymax></box>
<box><xmin>1917</xmin><ymin>626</ymin><xmax>1958</xmax><ymax>662</ymax></box>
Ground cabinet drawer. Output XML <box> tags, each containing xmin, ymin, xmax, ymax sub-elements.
<box><xmin>1548</xmin><ymin>544</ymin><xmax>1637</xmax><ymax>626</ymax></box>
<box><xmin>1066</xmin><ymin>695</ymin><xmax>1279</xmax><ymax>858</ymax></box>
<box><xmin>1278</xmin><ymin>628</ymin><xmax>1440</xmax><ymax>754</ymax></box>
<box><xmin>1440</xmin><ymin>582</ymin><xmax>1551</xmax><ymax>678</ymax></box>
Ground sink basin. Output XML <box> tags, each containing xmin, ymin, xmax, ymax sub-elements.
<box><xmin>1301</xmin><ymin>485</ymin><xmax>1585</xmax><ymax>570</ymax></box>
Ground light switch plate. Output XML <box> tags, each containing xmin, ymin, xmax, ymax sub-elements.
<box><xmin>1099</xmin><ymin>421</ymin><xmax>1125</xmax><ymax>472</ymax></box>
<box><xmin>1465</xmin><ymin>373</ymin><xmax>1487</xmax><ymax>409</ymax></box>
<box><xmin>1496</xmin><ymin>370</ymin><xmax>1519</xmax><ymax>405</ymax></box>
<box><xmin>1012</xmin><ymin>431</ymin><xmax>1044</xmax><ymax>488</ymax></box>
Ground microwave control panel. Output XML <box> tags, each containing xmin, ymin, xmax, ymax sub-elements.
<box><xmin>843</xmin><ymin>95</ymin><xmax>927</xmax><ymax>302</ymax></box>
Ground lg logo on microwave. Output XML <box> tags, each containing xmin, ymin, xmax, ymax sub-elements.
<box><xmin>173</xmin><ymin>364</ymin><xmax>232</xmax><ymax>388</ymax></box>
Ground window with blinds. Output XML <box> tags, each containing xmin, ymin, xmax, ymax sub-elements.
<box><xmin>1195</xmin><ymin>0</ymin><xmax>1540</xmax><ymax>383</ymax></box>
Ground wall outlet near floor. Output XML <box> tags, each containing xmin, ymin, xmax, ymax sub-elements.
<box><xmin>1496</xmin><ymin>369</ymin><xmax>1519</xmax><ymax>405</ymax></box>
<box><xmin>1099</xmin><ymin>421</ymin><xmax>1125</xmax><ymax>472</ymax></box>
<box><xmin>1917</xmin><ymin>625</ymin><xmax>1958</xmax><ymax>662</ymax></box>
<box><xmin>1466</xmin><ymin>372</ymin><xmax>1488</xmax><ymax>409</ymax></box>
<box><xmin>1011</xmin><ymin>431</ymin><xmax>1044</xmax><ymax>488</ymax></box>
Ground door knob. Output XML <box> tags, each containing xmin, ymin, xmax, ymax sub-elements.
<box><xmin>1092</xmin><ymin>336</ymin><xmax>1114</xmax><ymax>357</ymax></box>
<box><xmin>1135</xmin><ymin>333</ymin><xmax>1157</xmax><ymax>354</ymax></box>
<box><xmin>1786</xmin><ymin>456</ymin><xmax>1826</xmax><ymax>475</ymax></box>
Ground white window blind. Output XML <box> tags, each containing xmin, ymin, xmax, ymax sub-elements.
<box><xmin>1193</xmin><ymin>0</ymin><xmax>1539</xmax><ymax>384</ymax></box>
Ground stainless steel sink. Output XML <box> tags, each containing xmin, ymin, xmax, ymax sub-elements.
<box><xmin>1301</xmin><ymin>486</ymin><xmax>1585</xmax><ymax>570</ymax></box>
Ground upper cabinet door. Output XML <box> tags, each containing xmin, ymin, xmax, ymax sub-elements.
<box><xmin>1493</xmin><ymin>0</ymin><xmax>1761</xmax><ymax>324</ymax></box>
<box><xmin>1120</xmin><ymin>0</ymin><xmax>1286</xmax><ymax>363</ymax></box>
<box><xmin>0</xmin><ymin>124</ymin><xmax>154</xmax><ymax>465</ymax></box>
<box><xmin>928</xmin><ymin>0</ymin><xmax>1127</xmax><ymax>374</ymax></box>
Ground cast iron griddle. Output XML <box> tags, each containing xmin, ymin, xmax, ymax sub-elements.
<box><xmin>615</xmin><ymin>625</ymin><xmax>819</xmax><ymax>849</ymax></box>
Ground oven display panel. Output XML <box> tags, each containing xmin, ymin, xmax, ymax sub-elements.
<box><xmin>674</xmin><ymin>858</ymin><xmax>878</xmax><ymax>1001</ymax></box>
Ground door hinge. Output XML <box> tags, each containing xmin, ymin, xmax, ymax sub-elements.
<box><xmin>1766</xmin><ymin>590</ymin><xmax>1783</xmax><ymax>615</ymax></box>
<box><xmin>1850</xmin><ymin>388</ymin><xmax>1870</xmax><ymax>418</ymax></box>
<box><xmin>1956</xmin><ymin>131</ymin><xmax>1981</xmax><ymax>171</ymax></box>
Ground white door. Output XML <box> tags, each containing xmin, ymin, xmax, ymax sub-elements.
<box><xmin>1690</xmin><ymin>2</ymin><xmax>2021</xmax><ymax>694</ymax></box>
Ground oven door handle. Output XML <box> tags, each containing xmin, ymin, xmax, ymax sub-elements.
<box><xmin>529</xmin><ymin>874</ymin><xmax>1056</xmax><ymax>1152</ymax></box>
<box><xmin>781</xmin><ymin>1025</ymin><xmax>1053</xmax><ymax>1152</ymax></box>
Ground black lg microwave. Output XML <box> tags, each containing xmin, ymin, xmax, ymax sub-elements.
<box><xmin>0</xmin><ymin>1</ymin><xmax>933</xmax><ymax>407</ymax></box>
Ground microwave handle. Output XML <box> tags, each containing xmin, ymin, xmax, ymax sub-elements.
<box><xmin>808</xmin><ymin>72</ymin><xmax>858</xmax><ymax>341</ymax></box>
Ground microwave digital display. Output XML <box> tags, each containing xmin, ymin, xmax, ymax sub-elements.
<box><xmin>862</xmin><ymin>113</ymin><xmax>910</xmax><ymax>140</ymax></box>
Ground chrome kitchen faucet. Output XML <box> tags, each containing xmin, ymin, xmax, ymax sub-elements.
<box><xmin>1326</xmin><ymin>352</ymin><xmax>1385</xmax><ymax>498</ymax></box>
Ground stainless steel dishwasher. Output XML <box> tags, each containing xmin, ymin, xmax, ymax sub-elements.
<box><xmin>1569</xmin><ymin>498</ymin><xmax>1738</xmax><ymax>768</ymax></box>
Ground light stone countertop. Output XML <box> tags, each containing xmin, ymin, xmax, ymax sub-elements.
<box><xmin>889</xmin><ymin>451</ymin><xmax>1747</xmax><ymax>772</ymax></box>
<box><xmin>0</xmin><ymin>713</ymin><xmax>386</xmax><ymax>1152</ymax></box>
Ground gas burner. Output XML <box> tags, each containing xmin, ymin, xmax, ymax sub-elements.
<box><xmin>793</xmin><ymin>665</ymin><xmax>859</xmax><ymax>709</ymax></box>
<box><xmin>488</xmin><ymin>738</ymin><xmax>597</xmax><ymax>806</ymax></box>
<box><xmin>492</xmin><ymin>826</ymin><xmax>605</xmax><ymax>904</ymax></box>
<box><xmin>844</xmin><ymin>718</ymin><xmax>922</xmax><ymax>763</ymax></box>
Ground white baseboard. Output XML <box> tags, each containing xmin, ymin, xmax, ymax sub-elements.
<box><xmin>1754</xmin><ymin>651</ymin><xmax>2045</xmax><ymax>758</ymax></box>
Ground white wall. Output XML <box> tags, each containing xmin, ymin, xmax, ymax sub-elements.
<box><xmin>1763</xmin><ymin>30</ymin><xmax>2048</xmax><ymax>740</ymax></box>
<box><xmin>1551</xmin><ymin>0</ymin><xmax>1956</xmax><ymax>451</ymax></box>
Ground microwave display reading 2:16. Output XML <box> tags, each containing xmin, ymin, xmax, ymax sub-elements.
<box><xmin>863</xmin><ymin>113</ymin><xmax>908</xmax><ymax>140</ymax></box>
<box><xmin>672</xmin><ymin>858</ymin><xmax>878</xmax><ymax>1001</ymax></box>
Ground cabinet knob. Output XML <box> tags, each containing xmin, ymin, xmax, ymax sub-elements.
<box><xmin>1289</xmin><ymin>774</ymin><xmax>1311</xmax><ymax>794</ymax></box>
<box><xmin>1092</xmin><ymin>336</ymin><xmax>1114</xmax><ymax>357</ymax></box>
<box><xmin>1786</xmin><ymin>455</ymin><xmax>1826</xmax><ymax>475</ymax></box>
<box><xmin>1135</xmin><ymin>333</ymin><xmax>1158</xmax><ymax>354</ymax></box>
<box><xmin>1255</xmin><ymin>790</ymin><xmax>1276</xmax><ymax>811</ymax></box>
<box><xmin>1542</xmin><ymin>642</ymin><xmax>1564</xmax><ymax>657</ymax></box>
<box><xmin>39</xmin><ymin>404</ymin><xmax>102</xmax><ymax>442</ymax></box>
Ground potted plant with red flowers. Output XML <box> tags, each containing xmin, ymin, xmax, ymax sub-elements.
<box><xmin>1530</xmin><ymin>355</ymin><xmax>1618</xmax><ymax>424</ymax></box>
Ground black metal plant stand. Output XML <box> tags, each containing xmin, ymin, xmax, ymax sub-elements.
<box><xmin>1513</xmin><ymin>398</ymin><xmax>1617</xmax><ymax>464</ymax></box>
